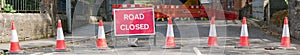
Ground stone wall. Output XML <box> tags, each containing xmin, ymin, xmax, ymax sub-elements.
<box><xmin>0</xmin><ymin>13</ymin><xmax>53</xmax><ymax>43</ymax></box>
<box><xmin>253</xmin><ymin>0</ymin><xmax>299</xmax><ymax>40</ymax></box>
<box><xmin>266</xmin><ymin>10</ymin><xmax>287</xmax><ymax>38</ymax></box>
<box><xmin>270</xmin><ymin>0</ymin><xmax>288</xmax><ymax>15</ymax></box>
<box><xmin>288</xmin><ymin>0</ymin><xmax>300</xmax><ymax>40</ymax></box>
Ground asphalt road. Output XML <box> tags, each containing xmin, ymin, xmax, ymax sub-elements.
<box><xmin>16</xmin><ymin>20</ymin><xmax>300</xmax><ymax>55</ymax></box>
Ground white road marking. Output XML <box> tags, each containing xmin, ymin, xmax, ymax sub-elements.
<box><xmin>29</xmin><ymin>52</ymin><xmax>44</xmax><ymax>55</ymax></box>
<box><xmin>193</xmin><ymin>47</ymin><xmax>203</xmax><ymax>55</ymax></box>
<box><xmin>43</xmin><ymin>52</ymin><xmax>57</xmax><ymax>55</ymax></box>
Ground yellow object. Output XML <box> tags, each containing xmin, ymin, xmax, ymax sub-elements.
<box><xmin>184</xmin><ymin>0</ymin><xmax>199</xmax><ymax>5</ymax></box>
<box><xmin>145</xmin><ymin>4</ymin><xmax>153</xmax><ymax>7</ymax></box>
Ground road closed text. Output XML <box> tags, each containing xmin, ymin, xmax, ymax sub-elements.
<box><xmin>124</xmin><ymin>13</ymin><xmax>144</xmax><ymax>20</ymax></box>
<box><xmin>114</xmin><ymin>8</ymin><xmax>155</xmax><ymax>36</ymax></box>
<box><xmin>120</xmin><ymin>13</ymin><xmax>149</xmax><ymax>31</ymax></box>
<box><xmin>120</xmin><ymin>24</ymin><xmax>149</xmax><ymax>30</ymax></box>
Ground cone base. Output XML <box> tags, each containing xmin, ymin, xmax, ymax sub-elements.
<box><xmin>201</xmin><ymin>46</ymin><xmax>222</xmax><ymax>48</ymax></box>
<box><xmin>280</xmin><ymin>37</ymin><xmax>291</xmax><ymax>47</ymax></box>
<box><xmin>95</xmin><ymin>47</ymin><xmax>111</xmax><ymax>50</ymax></box>
<box><xmin>165</xmin><ymin>37</ymin><xmax>177</xmax><ymax>47</ymax></box>
<box><xmin>162</xmin><ymin>45</ymin><xmax>181</xmax><ymax>49</ymax></box>
<box><xmin>9</xmin><ymin>42</ymin><xmax>21</xmax><ymax>53</ymax></box>
<box><xmin>207</xmin><ymin>36</ymin><xmax>218</xmax><ymax>46</ymax></box>
<box><xmin>128</xmin><ymin>44</ymin><xmax>144</xmax><ymax>47</ymax></box>
<box><xmin>234</xmin><ymin>46</ymin><xmax>251</xmax><ymax>49</ymax></box>
<box><xmin>54</xmin><ymin>49</ymin><xmax>69</xmax><ymax>52</ymax></box>
<box><xmin>6</xmin><ymin>50</ymin><xmax>24</xmax><ymax>54</ymax></box>
<box><xmin>276</xmin><ymin>46</ymin><xmax>297</xmax><ymax>50</ymax></box>
<box><xmin>55</xmin><ymin>40</ymin><xmax>66</xmax><ymax>51</ymax></box>
<box><xmin>97</xmin><ymin>39</ymin><xmax>108</xmax><ymax>48</ymax></box>
<box><xmin>238</xmin><ymin>36</ymin><xmax>250</xmax><ymax>47</ymax></box>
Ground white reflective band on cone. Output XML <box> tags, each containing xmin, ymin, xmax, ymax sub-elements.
<box><xmin>98</xmin><ymin>26</ymin><xmax>106</xmax><ymax>39</ymax></box>
<box><xmin>11</xmin><ymin>30</ymin><xmax>19</xmax><ymax>42</ymax></box>
<box><xmin>240</xmin><ymin>24</ymin><xmax>248</xmax><ymax>36</ymax></box>
<box><xmin>191</xmin><ymin>6</ymin><xmax>194</xmax><ymax>8</ymax></box>
<box><xmin>56</xmin><ymin>28</ymin><xmax>65</xmax><ymax>40</ymax></box>
<box><xmin>196</xmin><ymin>6</ymin><xmax>199</xmax><ymax>8</ymax></box>
<box><xmin>139</xmin><ymin>4</ymin><xmax>143</xmax><ymax>7</ymax></box>
<box><xmin>209</xmin><ymin>24</ymin><xmax>217</xmax><ymax>36</ymax></box>
<box><xmin>122</xmin><ymin>4</ymin><xmax>127</xmax><ymax>8</ymax></box>
<box><xmin>131</xmin><ymin>4</ymin><xmax>135</xmax><ymax>8</ymax></box>
<box><xmin>282</xmin><ymin>25</ymin><xmax>290</xmax><ymax>37</ymax></box>
<box><xmin>176</xmin><ymin>5</ymin><xmax>179</xmax><ymax>8</ymax></box>
<box><xmin>171</xmin><ymin>5</ymin><xmax>174</xmax><ymax>8</ymax></box>
<box><xmin>167</xmin><ymin>24</ymin><xmax>174</xmax><ymax>37</ymax></box>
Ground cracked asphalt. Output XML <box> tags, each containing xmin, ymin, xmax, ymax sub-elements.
<box><xmin>8</xmin><ymin>20</ymin><xmax>300</xmax><ymax>55</ymax></box>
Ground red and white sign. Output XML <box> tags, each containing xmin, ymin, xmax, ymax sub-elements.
<box><xmin>113</xmin><ymin>8</ymin><xmax>155</xmax><ymax>36</ymax></box>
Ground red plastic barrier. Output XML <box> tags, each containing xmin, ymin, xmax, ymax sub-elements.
<box><xmin>112</xmin><ymin>4</ymin><xmax>237</xmax><ymax>19</ymax></box>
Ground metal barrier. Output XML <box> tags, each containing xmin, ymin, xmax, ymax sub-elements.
<box><xmin>111</xmin><ymin>4</ymin><xmax>238</xmax><ymax>20</ymax></box>
<box><xmin>111</xmin><ymin>4</ymin><xmax>208</xmax><ymax>19</ymax></box>
<box><xmin>2</xmin><ymin>0</ymin><xmax>41</xmax><ymax>13</ymax></box>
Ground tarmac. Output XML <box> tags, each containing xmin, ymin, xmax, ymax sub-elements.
<box><xmin>0</xmin><ymin>22</ymin><xmax>113</xmax><ymax>52</ymax></box>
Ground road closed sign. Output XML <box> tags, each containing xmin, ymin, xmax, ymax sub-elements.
<box><xmin>113</xmin><ymin>8</ymin><xmax>155</xmax><ymax>36</ymax></box>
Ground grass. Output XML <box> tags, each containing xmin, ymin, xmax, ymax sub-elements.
<box><xmin>0</xmin><ymin>50</ymin><xmax>7</xmax><ymax>55</ymax></box>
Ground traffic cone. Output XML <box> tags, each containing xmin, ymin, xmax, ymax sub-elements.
<box><xmin>162</xmin><ymin>18</ymin><xmax>180</xmax><ymax>49</ymax></box>
<box><xmin>235</xmin><ymin>17</ymin><xmax>250</xmax><ymax>48</ymax></box>
<box><xmin>207</xmin><ymin>16</ymin><xmax>218</xmax><ymax>47</ymax></box>
<box><xmin>55</xmin><ymin>20</ymin><xmax>67</xmax><ymax>52</ymax></box>
<box><xmin>7</xmin><ymin>22</ymin><xmax>23</xmax><ymax>54</ymax></box>
<box><xmin>96</xmin><ymin>20</ymin><xmax>109</xmax><ymax>49</ymax></box>
<box><xmin>277</xmin><ymin>17</ymin><xmax>297</xmax><ymax>50</ymax></box>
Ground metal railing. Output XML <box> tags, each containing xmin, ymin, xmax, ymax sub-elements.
<box><xmin>2</xmin><ymin>0</ymin><xmax>41</xmax><ymax>13</ymax></box>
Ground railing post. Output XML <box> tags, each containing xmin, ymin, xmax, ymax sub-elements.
<box><xmin>0</xmin><ymin>0</ymin><xmax>5</xmax><ymax>10</ymax></box>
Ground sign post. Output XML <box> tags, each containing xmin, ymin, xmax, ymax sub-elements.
<box><xmin>113</xmin><ymin>8</ymin><xmax>155</xmax><ymax>47</ymax></box>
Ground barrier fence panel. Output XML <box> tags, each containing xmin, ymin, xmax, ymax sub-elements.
<box><xmin>2</xmin><ymin>0</ymin><xmax>41</xmax><ymax>13</ymax></box>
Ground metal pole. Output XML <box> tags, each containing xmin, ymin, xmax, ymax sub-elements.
<box><xmin>163</xmin><ymin>0</ymin><xmax>164</xmax><ymax>4</ymax></box>
<box><xmin>66</xmin><ymin>0</ymin><xmax>72</xmax><ymax>33</ymax></box>
<box><xmin>267</xmin><ymin>1</ymin><xmax>270</xmax><ymax>25</ymax></box>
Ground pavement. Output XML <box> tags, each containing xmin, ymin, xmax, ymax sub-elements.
<box><xmin>0</xmin><ymin>21</ymin><xmax>113</xmax><ymax>51</ymax></box>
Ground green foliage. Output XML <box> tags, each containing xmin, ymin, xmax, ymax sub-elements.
<box><xmin>285</xmin><ymin>0</ymin><xmax>288</xmax><ymax>5</ymax></box>
<box><xmin>2</xmin><ymin>4</ymin><xmax>16</xmax><ymax>13</ymax></box>
<box><xmin>0</xmin><ymin>50</ymin><xmax>7</xmax><ymax>55</ymax></box>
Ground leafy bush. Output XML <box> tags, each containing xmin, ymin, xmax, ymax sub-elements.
<box><xmin>2</xmin><ymin>4</ymin><xmax>16</xmax><ymax>13</ymax></box>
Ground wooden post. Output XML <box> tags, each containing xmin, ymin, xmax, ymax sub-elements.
<box><xmin>50</xmin><ymin>0</ymin><xmax>58</xmax><ymax>35</ymax></box>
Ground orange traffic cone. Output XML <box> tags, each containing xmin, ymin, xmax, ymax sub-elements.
<box><xmin>55</xmin><ymin>20</ymin><xmax>67</xmax><ymax>51</ymax></box>
<box><xmin>96</xmin><ymin>20</ymin><xmax>109</xmax><ymax>49</ymax></box>
<box><xmin>235</xmin><ymin>17</ymin><xmax>250</xmax><ymax>48</ymax></box>
<box><xmin>277</xmin><ymin>17</ymin><xmax>296</xmax><ymax>50</ymax></box>
<box><xmin>207</xmin><ymin>16</ymin><xmax>218</xmax><ymax>47</ymax></box>
<box><xmin>7</xmin><ymin>22</ymin><xmax>23</xmax><ymax>54</ymax></box>
<box><xmin>162</xmin><ymin>18</ymin><xmax>180</xmax><ymax>49</ymax></box>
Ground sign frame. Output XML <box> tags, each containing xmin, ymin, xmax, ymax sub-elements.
<box><xmin>113</xmin><ymin>8</ymin><xmax>155</xmax><ymax>36</ymax></box>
